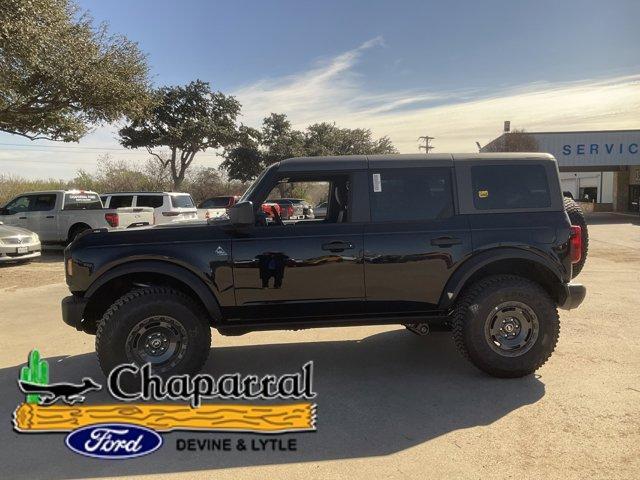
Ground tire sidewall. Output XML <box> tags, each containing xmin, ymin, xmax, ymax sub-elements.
<box><xmin>462</xmin><ymin>282</ymin><xmax>558</xmax><ymax>376</ymax></box>
<box><xmin>97</xmin><ymin>292</ymin><xmax>210</xmax><ymax>377</ymax></box>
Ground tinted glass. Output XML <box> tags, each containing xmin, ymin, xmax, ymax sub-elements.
<box><xmin>4</xmin><ymin>196</ymin><xmax>30</xmax><ymax>214</ymax></box>
<box><xmin>201</xmin><ymin>197</ymin><xmax>232</xmax><ymax>208</ymax></box>
<box><xmin>64</xmin><ymin>193</ymin><xmax>102</xmax><ymax>210</ymax></box>
<box><xmin>170</xmin><ymin>195</ymin><xmax>195</xmax><ymax>208</ymax></box>
<box><xmin>30</xmin><ymin>194</ymin><xmax>56</xmax><ymax>211</ymax></box>
<box><xmin>108</xmin><ymin>195</ymin><xmax>133</xmax><ymax>208</ymax></box>
<box><xmin>371</xmin><ymin>168</ymin><xmax>454</xmax><ymax>222</ymax></box>
<box><xmin>471</xmin><ymin>165</ymin><xmax>550</xmax><ymax>210</ymax></box>
<box><xmin>137</xmin><ymin>195</ymin><xmax>164</xmax><ymax>208</ymax></box>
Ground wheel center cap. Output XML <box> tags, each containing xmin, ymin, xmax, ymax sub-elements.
<box><xmin>504</xmin><ymin>323</ymin><xmax>515</xmax><ymax>333</ymax></box>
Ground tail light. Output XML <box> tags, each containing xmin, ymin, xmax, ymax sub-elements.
<box><xmin>105</xmin><ymin>213</ymin><xmax>119</xmax><ymax>227</ymax></box>
<box><xmin>570</xmin><ymin>225</ymin><xmax>582</xmax><ymax>264</ymax></box>
<box><xmin>152</xmin><ymin>213</ymin><xmax>156</xmax><ymax>225</ymax></box>
<box><xmin>205</xmin><ymin>210</ymin><xmax>210</xmax><ymax>219</ymax></box>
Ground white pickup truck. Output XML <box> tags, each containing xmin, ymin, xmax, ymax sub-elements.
<box><xmin>0</xmin><ymin>190</ymin><xmax>154</xmax><ymax>243</ymax></box>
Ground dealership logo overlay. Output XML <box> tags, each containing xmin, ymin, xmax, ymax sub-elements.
<box><xmin>13</xmin><ymin>349</ymin><xmax>317</xmax><ymax>459</ymax></box>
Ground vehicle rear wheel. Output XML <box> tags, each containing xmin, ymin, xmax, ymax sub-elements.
<box><xmin>452</xmin><ymin>275</ymin><xmax>559</xmax><ymax>378</ymax></box>
<box><xmin>563</xmin><ymin>197</ymin><xmax>589</xmax><ymax>278</ymax></box>
<box><xmin>95</xmin><ymin>287</ymin><xmax>211</xmax><ymax>379</ymax></box>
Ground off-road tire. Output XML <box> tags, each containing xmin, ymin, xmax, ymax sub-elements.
<box><xmin>95</xmin><ymin>287</ymin><xmax>211</xmax><ymax>379</ymax></box>
<box><xmin>563</xmin><ymin>197</ymin><xmax>588</xmax><ymax>278</ymax></box>
<box><xmin>452</xmin><ymin>275</ymin><xmax>560</xmax><ymax>378</ymax></box>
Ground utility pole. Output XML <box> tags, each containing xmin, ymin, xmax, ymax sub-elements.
<box><xmin>418</xmin><ymin>135</ymin><xmax>434</xmax><ymax>154</ymax></box>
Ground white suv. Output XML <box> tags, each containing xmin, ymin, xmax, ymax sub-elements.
<box><xmin>100</xmin><ymin>192</ymin><xmax>198</xmax><ymax>224</ymax></box>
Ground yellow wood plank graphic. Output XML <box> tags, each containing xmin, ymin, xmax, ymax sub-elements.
<box><xmin>14</xmin><ymin>402</ymin><xmax>316</xmax><ymax>433</ymax></box>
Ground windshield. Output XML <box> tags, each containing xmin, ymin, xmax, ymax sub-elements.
<box><xmin>239</xmin><ymin>164</ymin><xmax>277</xmax><ymax>203</ymax></box>
<box><xmin>63</xmin><ymin>192</ymin><xmax>102</xmax><ymax>210</ymax></box>
<box><xmin>201</xmin><ymin>197</ymin><xmax>233</xmax><ymax>208</ymax></box>
<box><xmin>170</xmin><ymin>195</ymin><xmax>195</xmax><ymax>208</ymax></box>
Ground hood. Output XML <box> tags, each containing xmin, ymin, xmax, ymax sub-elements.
<box><xmin>70</xmin><ymin>220</ymin><xmax>232</xmax><ymax>249</ymax></box>
<box><xmin>0</xmin><ymin>224</ymin><xmax>36</xmax><ymax>238</ymax></box>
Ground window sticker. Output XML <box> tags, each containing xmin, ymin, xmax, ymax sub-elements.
<box><xmin>478</xmin><ymin>190</ymin><xmax>489</xmax><ymax>198</ymax></box>
<box><xmin>372</xmin><ymin>173</ymin><xmax>382</xmax><ymax>192</ymax></box>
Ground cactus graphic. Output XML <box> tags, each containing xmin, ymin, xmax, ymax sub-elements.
<box><xmin>19</xmin><ymin>350</ymin><xmax>49</xmax><ymax>404</ymax></box>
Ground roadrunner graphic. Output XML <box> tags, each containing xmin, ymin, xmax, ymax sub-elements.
<box><xmin>18</xmin><ymin>377</ymin><xmax>101</xmax><ymax>405</ymax></box>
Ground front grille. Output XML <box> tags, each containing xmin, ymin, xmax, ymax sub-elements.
<box><xmin>1</xmin><ymin>236</ymin><xmax>34</xmax><ymax>245</ymax></box>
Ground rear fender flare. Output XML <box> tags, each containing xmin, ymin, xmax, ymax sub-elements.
<box><xmin>439</xmin><ymin>248</ymin><xmax>565</xmax><ymax>309</ymax></box>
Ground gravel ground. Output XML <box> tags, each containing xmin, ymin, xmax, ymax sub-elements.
<box><xmin>0</xmin><ymin>213</ymin><xmax>638</xmax><ymax>480</ymax></box>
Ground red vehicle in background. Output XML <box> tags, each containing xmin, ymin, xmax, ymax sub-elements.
<box><xmin>261</xmin><ymin>202</ymin><xmax>282</xmax><ymax>219</ymax></box>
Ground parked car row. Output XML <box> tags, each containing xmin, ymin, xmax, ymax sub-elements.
<box><xmin>0</xmin><ymin>188</ymin><xmax>326</xmax><ymax>264</ymax></box>
<box><xmin>0</xmin><ymin>190</ymin><xmax>154</xmax><ymax>245</ymax></box>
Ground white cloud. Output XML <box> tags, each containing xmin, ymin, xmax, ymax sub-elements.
<box><xmin>2</xmin><ymin>37</ymin><xmax>638</xmax><ymax>179</ymax></box>
<box><xmin>233</xmin><ymin>38</ymin><xmax>640</xmax><ymax>153</ymax></box>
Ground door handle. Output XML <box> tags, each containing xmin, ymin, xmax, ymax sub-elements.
<box><xmin>322</xmin><ymin>241</ymin><xmax>354</xmax><ymax>252</ymax></box>
<box><xmin>46</xmin><ymin>215</ymin><xmax>54</xmax><ymax>219</ymax></box>
<box><xmin>431</xmin><ymin>236</ymin><xmax>462</xmax><ymax>247</ymax></box>
<box><xmin>18</xmin><ymin>216</ymin><xmax>27</xmax><ymax>220</ymax></box>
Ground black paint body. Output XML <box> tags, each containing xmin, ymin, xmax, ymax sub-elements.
<box><xmin>63</xmin><ymin>153</ymin><xmax>582</xmax><ymax>334</ymax></box>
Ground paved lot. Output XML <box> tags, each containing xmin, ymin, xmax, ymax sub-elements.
<box><xmin>0</xmin><ymin>213</ymin><xmax>639</xmax><ymax>480</ymax></box>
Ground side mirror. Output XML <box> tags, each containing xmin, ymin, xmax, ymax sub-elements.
<box><xmin>228</xmin><ymin>201</ymin><xmax>254</xmax><ymax>227</ymax></box>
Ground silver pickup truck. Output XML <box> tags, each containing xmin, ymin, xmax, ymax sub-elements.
<box><xmin>0</xmin><ymin>190</ymin><xmax>154</xmax><ymax>243</ymax></box>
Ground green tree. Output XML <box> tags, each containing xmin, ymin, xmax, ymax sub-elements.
<box><xmin>221</xmin><ymin>113</ymin><xmax>397</xmax><ymax>182</ymax></box>
<box><xmin>304</xmin><ymin>122</ymin><xmax>396</xmax><ymax>156</ymax></box>
<box><xmin>119</xmin><ymin>80</ymin><xmax>241</xmax><ymax>189</ymax></box>
<box><xmin>0</xmin><ymin>0</ymin><xmax>151</xmax><ymax>141</ymax></box>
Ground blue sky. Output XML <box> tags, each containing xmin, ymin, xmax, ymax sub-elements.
<box><xmin>1</xmin><ymin>0</ymin><xmax>639</xmax><ymax>178</ymax></box>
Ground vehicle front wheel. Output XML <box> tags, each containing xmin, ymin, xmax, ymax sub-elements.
<box><xmin>452</xmin><ymin>275</ymin><xmax>559</xmax><ymax>378</ymax></box>
<box><xmin>95</xmin><ymin>287</ymin><xmax>211</xmax><ymax>379</ymax></box>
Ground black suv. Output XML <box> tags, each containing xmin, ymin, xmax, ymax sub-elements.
<box><xmin>62</xmin><ymin>153</ymin><xmax>585</xmax><ymax>378</ymax></box>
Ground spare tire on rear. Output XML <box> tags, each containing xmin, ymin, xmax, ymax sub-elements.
<box><xmin>563</xmin><ymin>197</ymin><xmax>588</xmax><ymax>278</ymax></box>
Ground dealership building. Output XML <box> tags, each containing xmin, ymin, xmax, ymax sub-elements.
<box><xmin>482</xmin><ymin>128</ymin><xmax>640</xmax><ymax>213</ymax></box>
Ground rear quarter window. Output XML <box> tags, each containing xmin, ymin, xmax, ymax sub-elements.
<box><xmin>171</xmin><ymin>195</ymin><xmax>195</xmax><ymax>208</ymax></box>
<box><xmin>471</xmin><ymin>164</ymin><xmax>550</xmax><ymax>210</ymax></box>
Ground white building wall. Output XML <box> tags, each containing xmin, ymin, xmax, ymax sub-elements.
<box><xmin>531</xmin><ymin>131</ymin><xmax>640</xmax><ymax>168</ymax></box>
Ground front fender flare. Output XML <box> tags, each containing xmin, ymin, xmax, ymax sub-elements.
<box><xmin>85</xmin><ymin>260</ymin><xmax>222</xmax><ymax>320</ymax></box>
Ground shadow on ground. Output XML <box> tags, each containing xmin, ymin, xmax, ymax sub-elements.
<box><xmin>1</xmin><ymin>330</ymin><xmax>544</xmax><ymax>479</ymax></box>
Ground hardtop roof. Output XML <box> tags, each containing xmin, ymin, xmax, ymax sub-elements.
<box><xmin>277</xmin><ymin>153</ymin><xmax>555</xmax><ymax>172</ymax></box>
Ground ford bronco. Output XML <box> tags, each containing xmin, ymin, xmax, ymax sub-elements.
<box><xmin>62</xmin><ymin>153</ymin><xmax>586</xmax><ymax>378</ymax></box>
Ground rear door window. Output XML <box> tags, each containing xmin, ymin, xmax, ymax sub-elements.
<box><xmin>64</xmin><ymin>193</ymin><xmax>102</xmax><ymax>210</ymax></box>
<box><xmin>370</xmin><ymin>168</ymin><xmax>454</xmax><ymax>222</ymax></box>
<box><xmin>136</xmin><ymin>195</ymin><xmax>164</xmax><ymax>208</ymax></box>
<box><xmin>108</xmin><ymin>195</ymin><xmax>134</xmax><ymax>208</ymax></box>
<box><xmin>29</xmin><ymin>194</ymin><xmax>56</xmax><ymax>211</ymax></box>
<box><xmin>471</xmin><ymin>165</ymin><xmax>550</xmax><ymax>210</ymax></box>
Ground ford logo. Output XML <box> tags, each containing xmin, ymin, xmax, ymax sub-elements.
<box><xmin>65</xmin><ymin>423</ymin><xmax>162</xmax><ymax>459</ymax></box>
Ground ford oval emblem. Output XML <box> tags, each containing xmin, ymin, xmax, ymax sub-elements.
<box><xmin>65</xmin><ymin>423</ymin><xmax>162</xmax><ymax>459</ymax></box>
